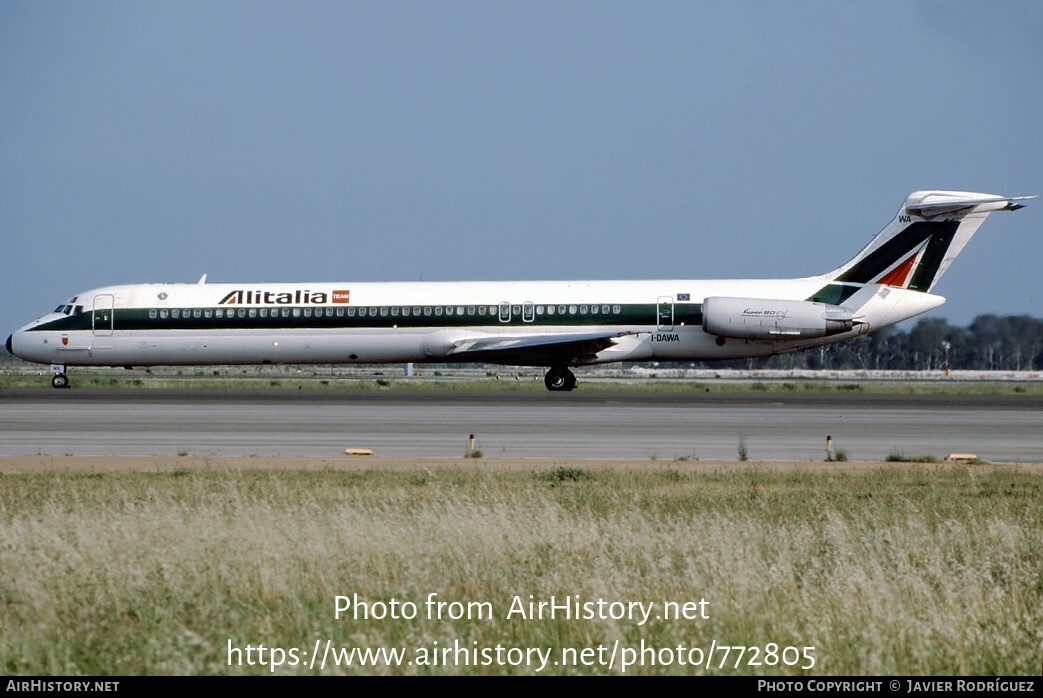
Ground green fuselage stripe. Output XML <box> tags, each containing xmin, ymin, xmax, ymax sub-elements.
<box><xmin>29</xmin><ymin>303</ymin><xmax>705</xmax><ymax>333</ymax></box>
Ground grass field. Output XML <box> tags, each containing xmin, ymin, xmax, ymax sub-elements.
<box><xmin>1</xmin><ymin>463</ymin><xmax>1040</xmax><ymax>675</ymax></box>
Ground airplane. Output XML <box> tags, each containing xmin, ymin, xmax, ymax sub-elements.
<box><xmin>5</xmin><ymin>190</ymin><xmax>1034</xmax><ymax>390</ymax></box>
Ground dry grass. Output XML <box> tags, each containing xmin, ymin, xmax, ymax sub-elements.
<box><xmin>1</xmin><ymin>464</ymin><xmax>1040</xmax><ymax>675</ymax></box>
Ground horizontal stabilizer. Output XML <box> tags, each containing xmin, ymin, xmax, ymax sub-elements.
<box><xmin>906</xmin><ymin>193</ymin><xmax>1036</xmax><ymax>220</ymax></box>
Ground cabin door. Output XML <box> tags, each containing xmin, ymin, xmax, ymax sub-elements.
<box><xmin>656</xmin><ymin>296</ymin><xmax>674</xmax><ymax>331</ymax></box>
<box><xmin>92</xmin><ymin>294</ymin><xmax>115</xmax><ymax>348</ymax></box>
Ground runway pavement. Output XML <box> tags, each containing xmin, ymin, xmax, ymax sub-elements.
<box><xmin>1</xmin><ymin>388</ymin><xmax>1041</xmax><ymax>462</ymax></box>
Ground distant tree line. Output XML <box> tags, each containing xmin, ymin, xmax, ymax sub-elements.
<box><xmin>703</xmin><ymin>315</ymin><xmax>1043</xmax><ymax>371</ymax></box>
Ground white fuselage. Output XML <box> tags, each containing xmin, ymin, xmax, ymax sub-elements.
<box><xmin>7</xmin><ymin>276</ymin><xmax>943</xmax><ymax>369</ymax></box>
<box><xmin>9</xmin><ymin>189</ymin><xmax>1024</xmax><ymax>391</ymax></box>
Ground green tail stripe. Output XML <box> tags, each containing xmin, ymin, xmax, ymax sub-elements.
<box><xmin>835</xmin><ymin>221</ymin><xmax>959</xmax><ymax>289</ymax></box>
<box><xmin>805</xmin><ymin>284</ymin><xmax>861</xmax><ymax>305</ymax></box>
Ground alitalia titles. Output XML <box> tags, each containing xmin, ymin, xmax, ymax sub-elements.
<box><xmin>218</xmin><ymin>289</ymin><xmax>350</xmax><ymax>305</ymax></box>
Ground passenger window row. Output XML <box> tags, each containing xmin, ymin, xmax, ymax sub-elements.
<box><xmin>146</xmin><ymin>304</ymin><xmax>625</xmax><ymax>320</ymax></box>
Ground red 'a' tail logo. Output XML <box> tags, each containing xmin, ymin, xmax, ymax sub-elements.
<box><xmin>877</xmin><ymin>253</ymin><xmax>918</xmax><ymax>288</ymax></box>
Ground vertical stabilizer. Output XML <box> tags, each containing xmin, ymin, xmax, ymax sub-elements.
<box><xmin>826</xmin><ymin>191</ymin><xmax>1033</xmax><ymax>293</ymax></box>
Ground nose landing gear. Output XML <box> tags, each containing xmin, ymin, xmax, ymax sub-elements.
<box><xmin>51</xmin><ymin>365</ymin><xmax>70</xmax><ymax>389</ymax></box>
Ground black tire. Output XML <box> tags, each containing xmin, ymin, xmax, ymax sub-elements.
<box><xmin>52</xmin><ymin>373</ymin><xmax>69</xmax><ymax>389</ymax></box>
<box><xmin>544</xmin><ymin>367</ymin><xmax>576</xmax><ymax>391</ymax></box>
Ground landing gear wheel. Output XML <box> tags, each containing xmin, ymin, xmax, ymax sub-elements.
<box><xmin>52</xmin><ymin>373</ymin><xmax>69</xmax><ymax>389</ymax></box>
<box><xmin>544</xmin><ymin>367</ymin><xmax>576</xmax><ymax>392</ymax></box>
<box><xmin>545</xmin><ymin>370</ymin><xmax>567</xmax><ymax>390</ymax></box>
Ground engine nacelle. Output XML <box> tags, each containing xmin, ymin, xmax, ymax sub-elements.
<box><xmin>702</xmin><ymin>296</ymin><xmax>859</xmax><ymax>340</ymax></box>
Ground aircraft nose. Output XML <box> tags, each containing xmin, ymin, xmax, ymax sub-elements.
<box><xmin>5</xmin><ymin>334</ymin><xmax>12</xmax><ymax>356</ymax></box>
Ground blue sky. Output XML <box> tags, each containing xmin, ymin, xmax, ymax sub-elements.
<box><xmin>2</xmin><ymin>1</ymin><xmax>1040</xmax><ymax>337</ymax></box>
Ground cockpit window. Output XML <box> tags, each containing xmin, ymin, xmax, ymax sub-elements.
<box><xmin>53</xmin><ymin>297</ymin><xmax>81</xmax><ymax>315</ymax></box>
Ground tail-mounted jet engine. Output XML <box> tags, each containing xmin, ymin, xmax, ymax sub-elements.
<box><xmin>702</xmin><ymin>296</ymin><xmax>865</xmax><ymax>340</ymax></box>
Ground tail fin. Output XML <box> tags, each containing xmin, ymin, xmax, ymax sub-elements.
<box><xmin>826</xmin><ymin>190</ymin><xmax>1033</xmax><ymax>293</ymax></box>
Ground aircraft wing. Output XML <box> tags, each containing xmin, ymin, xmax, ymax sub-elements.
<box><xmin>446</xmin><ymin>330</ymin><xmax>634</xmax><ymax>366</ymax></box>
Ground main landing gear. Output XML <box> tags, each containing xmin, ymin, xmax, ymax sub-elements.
<box><xmin>544</xmin><ymin>366</ymin><xmax>577</xmax><ymax>392</ymax></box>
<box><xmin>51</xmin><ymin>365</ymin><xmax>70</xmax><ymax>389</ymax></box>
